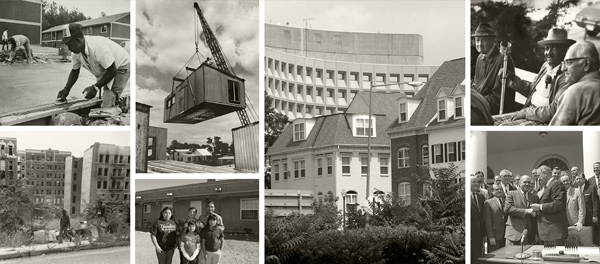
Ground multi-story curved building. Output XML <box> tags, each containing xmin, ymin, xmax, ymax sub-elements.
<box><xmin>265</xmin><ymin>24</ymin><xmax>439</xmax><ymax>120</ymax></box>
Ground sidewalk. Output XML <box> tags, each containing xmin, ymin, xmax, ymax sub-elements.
<box><xmin>0</xmin><ymin>239</ymin><xmax>129</xmax><ymax>261</ymax></box>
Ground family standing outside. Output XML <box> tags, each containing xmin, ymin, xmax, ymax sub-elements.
<box><xmin>150</xmin><ymin>201</ymin><xmax>225</xmax><ymax>264</ymax></box>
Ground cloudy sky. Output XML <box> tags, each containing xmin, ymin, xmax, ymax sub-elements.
<box><xmin>266</xmin><ymin>1</ymin><xmax>465</xmax><ymax>66</ymax></box>
<box><xmin>136</xmin><ymin>0</ymin><xmax>259</xmax><ymax>146</ymax></box>
<box><xmin>0</xmin><ymin>131</ymin><xmax>130</xmax><ymax>157</ymax></box>
<box><xmin>46</xmin><ymin>0</ymin><xmax>130</xmax><ymax>19</ymax></box>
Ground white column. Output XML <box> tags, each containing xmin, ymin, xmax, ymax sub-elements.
<box><xmin>470</xmin><ymin>131</ymin><xmax>488</xmax><ymax>179</ymax></box>
<box><xmin>583</xmin><ymin>131</ymin><xmax>600</xmax><ymax>179</ymax></box>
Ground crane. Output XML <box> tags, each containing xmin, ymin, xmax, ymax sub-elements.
<box><xmin>193</xmin><ymin>2</ymin><xmax>252</xmax><ymax>127</ymax></box>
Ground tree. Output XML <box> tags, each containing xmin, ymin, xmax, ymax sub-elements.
<box><xmin>41</xmin><ymin>1</ymin><xmax>90</xmax><ymax>31</ymax></box>
<box><xmin>471</xmin><ymin>1</ymin><xmax>541</xmax><ymax>73</ymax></box>
<box><xmin>206</xmin><ymin>136</ymin><xmax>229</xmax><ymax>159</ymax></box>
<box><xmin>265</xmin><ymin>92</ymin><xmax>289</xmax><ymax>189</ymax></box>
<box><xmin>265</xmin><ymin>92</ymin><xmax>289</xmax><ymax>153</ymax></box>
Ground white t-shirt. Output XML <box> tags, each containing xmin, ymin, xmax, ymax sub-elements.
<box><xmin>72</xmin><ymin>36</ymin><xmax>130</xmax><ymax>79</ymax></box>
<box><xmin>531</xmin><ymin>64</ymin><xmax>559</xmax><ymax>107</ymax></box>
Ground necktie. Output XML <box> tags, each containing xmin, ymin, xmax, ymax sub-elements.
<box><xmin>500</xmin><ymin>198</ymin><xmax>505</xmax><ymax>211</ymax></box>
<box><xmin>473</xmin><ymin>192</ymin><xmax>479</xmax><ymax>211</ymax></box>
<box><xmin>524</xmin><ymin>192</ymin><xmax>530</xmax><ymax>207</ymax></box>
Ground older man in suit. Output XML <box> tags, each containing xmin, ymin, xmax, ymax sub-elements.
<box><xmin>484</xmin><ymin>184</ymin><xmax>507</xmax><ymax>251</ymax></box>
<box><xmin>472</xmin><ymin>175</ymin><xmax>486</xmax><ymax>263</ymax></box>
<box><xmin>476</xmin><ymin>171</ymin><xmax>493</xmax><ymax>199</ymax></box>
<box><xmin>532</xmin><ymin>169</ymin><xmax>542</xmax><ymax>193</ymax></box>
<box><xmin>586</xmin><ymin>162</ymin><xmax>600</xmax><ymax>244</ymax></box>
<box><xmin>562</xmin><ymin>176</ymin><xmax>585</xmax><ymax>231</ymax></box>
<box><xmin>500</xmin><ymin>169</ymin><xmax>517</xmax><ymax>197</ymax></box>
<box><xmin>532</xmin><ymin>165</ymin><xmax>568</xmax><ymax>245</ymax></box>
<box><xmin>506</xmin><ymin>175</ymin><xmax>538</xmax><ymax>245</ymax></box>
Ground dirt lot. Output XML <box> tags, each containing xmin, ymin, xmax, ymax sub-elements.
<box><xmin>135</xmin><ymin>231</ymin><xmax>258</xmax><ymax>263</ymax></box>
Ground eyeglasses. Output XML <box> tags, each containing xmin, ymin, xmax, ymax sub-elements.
<box><xmin>562</xmin><ymin>57</ymin><xmax>588</xmax><ymax>67</ymax></box>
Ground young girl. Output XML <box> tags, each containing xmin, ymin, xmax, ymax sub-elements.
<box><xmin>179</xmin><ymin>220</ymin><xmax>201</xmax><ymax>264</ymax></box>
<box><xmin>151</xmin><ymin>207</ymin><xmax>177</xmax><ymax>264</ymax></box>
<box><xmin>200</xmin><ymin>215</ymin><xmax>224</xmax><ymax>264</ymax></box>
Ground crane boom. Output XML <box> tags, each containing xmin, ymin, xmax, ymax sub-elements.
<box><xmin>193</xmin><ymin>2</ymin><xmax>251</xmax><ymax>126</ymax></box>
<box><xmin>193</xmin><ymin>2</ymin><xmax>232</xmax><ymax>75</ymax></box>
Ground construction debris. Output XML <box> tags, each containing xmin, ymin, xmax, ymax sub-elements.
<box><xmin>52</xmin><ymin>112</ymin><xmax>82</xmax><ymax>126</ymax></box>
<box><xmin>85</xmin><ymin>107</ymin><xmax>130</xmax><ymax>126</ymax></box>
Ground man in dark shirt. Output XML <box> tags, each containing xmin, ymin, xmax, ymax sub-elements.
<box><xmin>472</xmin><ymin>23</ymin><xmax>519</xmax><ymax>115</ymax></box>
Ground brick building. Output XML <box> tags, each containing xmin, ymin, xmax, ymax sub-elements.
<box><xmin>0</xmin><ymin>137</ymin><xmax>19</xmax><ymax>185</ymax></box>
<box><xmin>24</xmin><ymin>148</ymin><xmax>71</xmax><ymax>204</ymax></box>
<box><xmin>386</xmin><ymin>58</ymin><xmax>465</xmax><ymax>204</ymax></box>
<box><xmin>64</xmin><ymin>156</ymin><xmax>83</xmax><ymax>215</ymax></box>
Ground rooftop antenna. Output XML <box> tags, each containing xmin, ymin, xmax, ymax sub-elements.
<box><xmin>302</xmin><ymin>18</ymin><xmax>313</xmax><ymax>57</ymax></box>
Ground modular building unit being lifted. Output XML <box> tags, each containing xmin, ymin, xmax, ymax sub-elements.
<box><xmin>164</xmin><ymin>63</ymin><xmax>246</xmax><ymax>124</ymax></box>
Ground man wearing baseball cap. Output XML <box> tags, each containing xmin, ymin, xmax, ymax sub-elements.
<box><xmin>56</xmin><ymin>23</ymin><xmax>130</xmax><ymax>107</ymax></box>
<box><xmin>472</xmin><ymin>22</ymin><xmax>519</xmax><ymax>116</ymax></box>
<box><xmin>499</xmin><ymin>27</ymin><xmax>575</xmax><ymax>124</ymax></box>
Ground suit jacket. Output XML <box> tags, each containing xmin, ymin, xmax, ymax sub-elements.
<box><xmin>480</xmin><ymin>185</ymin><xmax>493</xmax><ymax>200</ymax></box>
<box><xmin>472</xmin><ymin>46</ymin><xmax>519</xmax><ymax>115</ymax></box>
<box><xmin>537</xmin><ymin>179</ymin><xmax>568</xmax><ymax>241</ymax></box>
<box><xmin>471</xmin><ymin>191</ymin><xmax>486</xmax><ymax>260</ymax></box>
<box><xmin>550</xmin><ymin>71</ymin><xmax>600</xmax><ymax>125</ymax></box>
<box><xmin>581</xmin><ymin>180</ymin><xmax>599</xmax><ymax>226</ymax></box>
<box><xmin>505</xmin><ymin>189</ymin><xmax>538</xmax><ymax>242</ymax></box>
<box><xmin>484</xmin><ymin>197</ymin><xmax>506</xmax><ymax>241</ymax></box>
<box><xmin>566</xmin><ymin>187</ymin><xmax>585</xmax><ymax>226</ymax></box>
<box><xmin>510</xmin><ymin>62</ymin><xmax>570</xmax><ymax>123</ymax></box>
<box><xmin>532</xmin><ymin>178</ymin><xmax>543</xmax><ymax>193</ymax></box>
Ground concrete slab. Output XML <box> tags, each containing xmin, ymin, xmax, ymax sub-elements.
<box><xmin>0</xmin><ymin>62</ymin><xmax>130</xmax><ymax>114</ymax></box>
<box><xmin>148</xmin><ymin>160</ymin><xmax>239</xmax><ymax>173</ymax></box>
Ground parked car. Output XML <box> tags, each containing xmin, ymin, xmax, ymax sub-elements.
<box><xmin>575</xmin><ymin>3</ymin><xmax>600</xmax><ymax>37</ymax></box>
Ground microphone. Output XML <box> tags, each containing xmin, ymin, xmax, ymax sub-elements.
<box><xmin>515</xmin><ymin>229</ymin><xmax>531</xmax><ymax>260</ymax></box>
<box><xmin>521</xmin><ymin>229</ymin><xmax>528</xmax><ymax>244</ymax></box>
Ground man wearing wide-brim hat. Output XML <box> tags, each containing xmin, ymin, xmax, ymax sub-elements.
<box><xmin>500</xmin><ymin>27</ymin><xmax>575</xmax><ymax>125</ymax></box>
<box><xmin>55</xmin><ymin>23</ymin><xmax>130</xmax><ymax>107</ymax></box>
<box><xmin>472</xmin><ymin>22</ymin><xmax>519</xmax><ymax>116</ymax></box>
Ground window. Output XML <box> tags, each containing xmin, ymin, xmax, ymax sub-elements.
<box><xmin>73</xmin><ymin>184</ymin><xmax>76</xmax><ymax>192</ymax></box>
<box><xmin>361</xmin><ymin>155</ymin><xmax>368</xmax><ymax>175</ymax></box>
<box><xmin>398</xmin><ymin>182</ymin><xmax>411</xmax><ymax>205</ymax></box>
<box><xmin>283</xmin><ymin>163</ymin><xmax>288</xmax><ymax>180</ymax></box>
<box><xmin>143</xmin><ymin>204</ymin><xmax>151</xmax><ymax>213</ymax></box>
<box><xmin>119</xmin><ymin>155</ymin><xmax>124</xmax><ymax>163</ymax></box>
<box><xmin>300</xmin><ymin>160</ymin><xmax>305</xmax><ymax>178</ymax></box>
<box><xmin>438</xmin><ymin>100</ymin><xmax>447</xmax><ymax>120</ymax></box>
<box><xmin>379</xmin><ymin>155</ymin><xmax>389</xmax><ymax>175</ymax></box>
<box><xmin>422</xmin><ymin>145</ymin><xmax>429</xmax><ymax>165</ymax></box>
<box><xmin>455</xmin><ymin>97</ymin><xmax>463</xmax><ymax>118</ymax></box>
<box><xmin>345</xmin><ymin>190</ymin><xmax>357</xmax><ymax>205</ymax></box>
<box><xmin>101</xmin><ymin>25</ymin><xmax>108</xmax><ymax>33</ymax></box>
<box><xmin>228</xmin><ymin>80</ymin><xmax>241</xmax><ymax>103</ymax></box>
<box><xmin>433</xmin><ymin>144</ymin><xmax>443</xmax><ymax>164</ymax></box>
<box><xmin>458</xmin><ymin>141</ymin><xmax>466</xmax><ymax>161</ymax></box>
<box><xmin>446</xmin><ymin>142</ymin><xmax>457</xmax><ymax>162</ymax></box>
<box><xmin>342</xmin><ymin>156</ymin><xmax>351</xmax><ymax>174</ymax></box>
<box><xmin>86</xmin><ymin>27</ymin><xmax>92</xmax><ymax>34</ymax></box>
<box><xmin>355</xmin><ymin>118</ymin><xmax>374</xmax><ymax>137</ymax></box>
<box><xmin>99</xmin><ymin>154</ymin><xmax>104</xmax><ymax>162</ymax></box>
<box><xmin>240</xmin><ymin>198</ymin><xmax>259</xmax><ymax>220</ymax></box>
<box><xmin>399</xmin><ymin>103</ymin><xmax>407</xmax><ymax>122</ymax></box>
<box><xmin>326</xmin><ymin>155</ymin><xmax>333</xmax><ymax>174</ymax></box>
<box><xmin>104</xmin><ymin>168</ymin><xmax>108</xmax><ymax>176</ymax></box>
<box><xmin>294</xmin><ymin>123</ymin><xmax>305</xmax><ymax>141</ymax></box>
<box><xmin>274</xmin><ymin>164</ymin><xmax>279</xmax><ymax>181</ymax></box>
<box><xmin>294</xmin><ymin>160</ymin><xmax>300</xmax><ymax>178</ymax></box>
<box><xmin>397</xmin><ymin>148</ymin><xmax>409</xmax><ymax>168</ymax></box>
<box><xmin>105</xmin><ymin>155</ymin><xmax>109</xmax><ymax>163</ymax></box>
<box><xmin>317</xmin><ymin>158</ymin><xmax>323</xmax><ymax>176</ymax></box>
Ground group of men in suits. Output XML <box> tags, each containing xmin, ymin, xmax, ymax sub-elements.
<box><xmin>471</xmin><ymin>162</ymin><xmax>600</xmax><ymax>263</ymax></box>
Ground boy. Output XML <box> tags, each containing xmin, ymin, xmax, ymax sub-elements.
<box><xmin>200</xmin><ymin>214</ymin><xmax>224</xmax><ymax>264</ymax></box>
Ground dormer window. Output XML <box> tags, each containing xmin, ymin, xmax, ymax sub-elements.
<box><xmin>399</xmin><ymin>103</ymin><xmax>407</xmax><ymax>122</ymax></box>
<box><xmin>294</xmin><ymin>122</ymin><xmax>305</xmax><ymax>141</ymax></box>
<box><xmin>354</xmin><ymin>116</ymin><xmax>375</xmax><ymax>137</ymax></box>
<box><xmin>437</xmin><ymin>100</ymin><xmax>447</xmax><ymax>121</ymax></box>
<box><xmin>455</xmin><ymin>97</ymin><xmax>463</xmax><ymax>118</ymax></box>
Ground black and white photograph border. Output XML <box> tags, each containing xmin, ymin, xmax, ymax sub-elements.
<box><xmin>0</xmin><ymin>0</ymin><xmax>132</xmax><ymax>126</ymax></box>
<box><xmin>470</xmin><ymin>1</ymin><xmax>600</xmax><ymax>126</ymax></box>
<box><xmin>135</xmin><ymin>0</ymin><xmax>260</xmax><ymax>174</ymax></box>
<box><xmin>0</xmin><ymin>130</ymin><xmax>131</xmax><ymax>264</ymax></box>
<box><xmin>134</xmin><ymin>178</ymin><xmax>259</xmax><ymax>264</ymax></box>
